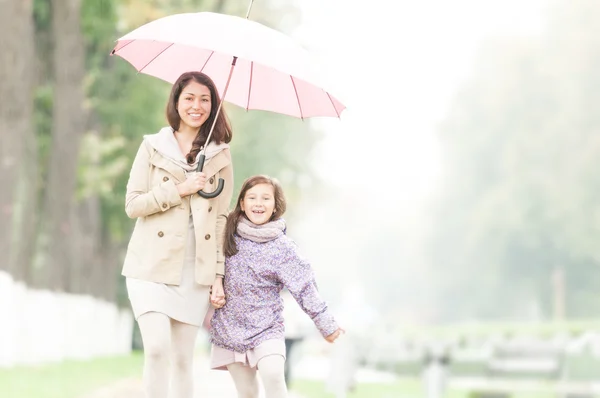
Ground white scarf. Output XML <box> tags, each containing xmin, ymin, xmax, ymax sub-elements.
<box><xmin>237</xmin><ymin>217</ymin><xmax>286</xmax><ymax>243</ymax></box>
<box><xmin>144</xmin><ymin>127</ymin><xmax>229</xmax><ymax>172</ymax></box>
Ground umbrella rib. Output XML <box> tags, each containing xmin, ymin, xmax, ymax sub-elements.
<box><xmin>110</xmin><ymin>40</ymin><xmax>134</xmax><ymax>55</ymax></box>
<box><xmin>326</xmin><ymin>92</ymin><xmax>341</xmax><ymax>118</ymax></box>
<box><xmin>199</xmin><ymin>51</ymin><xmax>215</xmax><ymax>73</ymax></box>
<box><xmin>138</xmin><ymin>42</ymin><xmax>175</xmax><ymax>73</ymax></box>
<box><xmin>246</xmin><ymin>62</ymin><xmax>254</xmax><ymax>111</ymax></box>
<box><xmin>290</xmin><ymin>76</ymin><xmax>304</xmax><ymax>119</ymax></box>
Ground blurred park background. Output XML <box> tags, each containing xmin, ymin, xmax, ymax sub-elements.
<box><xmin>3</xmin><ymin>0</ymin><xmax>600</xmax><ymax>397</ymax></box>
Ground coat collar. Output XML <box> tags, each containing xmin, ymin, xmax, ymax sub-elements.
<box><xmin>203</xmin><ymin>149</ymin><xmax>231</xmax><ymax>179</ymax></box>
<box><xmin>147</xmin><ymin>146</ymin><xmax>231</xmax><ymax>183</ymax></box>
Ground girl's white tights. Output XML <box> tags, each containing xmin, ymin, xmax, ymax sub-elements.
<box><xmin>227</xmin><ymin>355</ymin><xmax>287</xmax><ymax>398</ymax></box>
<box><xmin>137</xmin><ymin>312</ymin><xmax>199</xmax><ymax>398</ymax></box>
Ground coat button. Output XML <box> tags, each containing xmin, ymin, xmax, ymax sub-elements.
<box><xmin>162</xmin><ymin>203</ymin><xmax>168</xmax><ymax>209</ymax></box>
<box><xmin>163</xmin><ymin>176</ymin><xmax>169</xmax><ymax>182</ymax></box>
<box><xmin>209</xmin><ymin>177</ymin><xmax>214</xmax><ymax>184</ymax></box>
<box><xmin>208</xmin><ymin>206</ymin><xmax>212</xmax><ymax>212</ymax></box>
<box><xmin>205</xmin><ymin>234</ymin><xmax>211</xmax><ymax>240</ymax></box>
<box><xmin>158</xmin><ymin>231</ymin><xmax>164</xmax><ymax>237</ymax></box>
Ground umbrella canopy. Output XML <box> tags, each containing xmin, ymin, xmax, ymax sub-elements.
<box><xmin>112</xmin><ymin>12</ymin><xmax>345</xmax><ymax>119</ymax></box>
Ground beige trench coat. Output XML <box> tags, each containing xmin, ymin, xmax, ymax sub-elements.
<box><xmin>121</xmin><ymin>140</ymin><xmax>233</xmax><ymax>286</ymax></box>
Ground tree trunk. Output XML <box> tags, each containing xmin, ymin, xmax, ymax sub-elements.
<box><xmin>13</xmin><ymin>124</ymin><xmax>40</xmax><ymax>285</ymax></box>
<box><xmin>214</xmin><ymin>0</ymin><xmax>227</xmax><ymax>13</ymax></box>
<box><xmin>103</xmin><ymin>242</ymin><xmax>122</xmax><ymax>303</ymax></box>
<box><xmin>39</xmin><ymin>0</ymin><xmax>86</xmax><ymax>291</ymax></box>
<box><xmin>72</xmin><ymin>188</ymin><xmax>101</xmax><ymax>295</ymax></box>
<box><xmin>0</xmin><ymin>0</ymin><xmax>35</xmax><ymax>277</ymax></box>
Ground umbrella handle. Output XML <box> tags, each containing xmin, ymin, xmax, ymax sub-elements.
<box><xmin>195</xmin><ymin>154</ymin><xmax>224</xmax><ymax>199</ymax></box>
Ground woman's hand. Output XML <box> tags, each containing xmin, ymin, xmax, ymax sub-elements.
<box><xmin>325</xmin><ymin>328</ymin><xmax>345</xmax><ymax>343</ymax></box>
<box><xmin>177</xmin><ymin>171</ymin><xmax>207</xmax><ymax>197</ymax></box>
<box><xmin>210</xmin><ymin>277</ymin><xmax>226</xmax><ymax>309</ymax></box>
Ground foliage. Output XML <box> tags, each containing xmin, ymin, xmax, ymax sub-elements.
<box><xmin>227</xmin><ymin>106</ymin><xmax>323</xmax><ymax>217</ymax></box>
<box><xmin>15</xmin><ymin>0</ymin><xmax>320</xmax><ymax>299</ymax></box>
<box><xmin>426</xmin><ymin>0</ymin><xmax>600</xmax><ymax>320</ymax></box>
<box><xmin>402</xmin><ymin>320</ymin><xmax>600</xmax><ymax>341</ymax></box>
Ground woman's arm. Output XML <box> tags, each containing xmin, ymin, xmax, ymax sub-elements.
<box><xmin>125</xmin><ymin>141</ymin><xmax>182</xmax><ymax>219</ymax></box>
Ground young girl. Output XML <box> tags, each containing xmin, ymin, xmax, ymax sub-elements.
<box><xmin>209</xmin><ymin>175</ymin><xmax>344</xmax><ymax>398</ymax></box>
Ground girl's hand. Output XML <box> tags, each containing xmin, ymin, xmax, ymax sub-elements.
<box><xmin>177</xmin><ymin>171</ymin><xmax>207</xmax><ymax>196</ymax></box>
<box><xmin>210</xmin><ymin>277</ymin><xmax>226</xmax><ymax>308</ymax></box>
<box><xmin>325</xmin><ymin>328</ymin><xmax>345</xmax><ymax>343</ymax></box>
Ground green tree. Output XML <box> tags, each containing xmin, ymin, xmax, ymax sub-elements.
<box><xmin>4</xmin><ymin>0</ymin><xmax>323</xmax><ymax>305</ymax></box>
<box><xmin>428</xmin><ymin>0</ymin><xmax>600</xmax><ymax>321</ymax></box>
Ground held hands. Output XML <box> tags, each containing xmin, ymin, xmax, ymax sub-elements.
<box><xmin>325</xmin><ymin>327</ymin><xmax>345</xmax><ymax>343</ymax></box>
<box><xmin>177</xmin><ymin>171</ymin><xmax>207</xmax><ymax>197</ymax></box>
<box><xmin>210</xmin><ymin>277</ymin><xmax>226</xmax><ymax>309</ymax></box>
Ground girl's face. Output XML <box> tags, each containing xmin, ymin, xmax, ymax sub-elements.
<box><xmin>241</xmin><ymin>183</ymin><xmax>276</xmax><ymax>225</ymax></box>
<box><xmin>177</xmin><ymin>81</ymin><xmax>212</xmax><ymax>132</ymax></box>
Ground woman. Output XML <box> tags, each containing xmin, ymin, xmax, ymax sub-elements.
<box><xmin>122</xmin><ymin>71</ymin><xmax>233</xmax><ymax>398</ymax></box>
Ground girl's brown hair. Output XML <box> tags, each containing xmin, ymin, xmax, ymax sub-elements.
<box><xmin>223</xmin><ymin>175</ymin><xmax>287</xmax><ymax>257</ymax></box>
<box><xmin>166</xmin><ymin>71</ymin><xmax>233</xmax><ymax>164</ymax></box>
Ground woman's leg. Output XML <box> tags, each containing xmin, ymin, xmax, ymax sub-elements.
<box><xmin>257</xmin><ymin>355</ymin><xmax>287</xmax><ymax>398</ymax></box>
<box><xmin>227</xmin><ymin>362</ymin><xmax>260</xmax><ymax>398</ymax></box>
<box><xmin>170</xmin><ymin>319</ymin><xmax>200</xmax><ymax>398</ymax></box>
<box><xmin>137</xmin><ymin>312</ymin><xmax>171</xmax><ymax>398</ymax></box>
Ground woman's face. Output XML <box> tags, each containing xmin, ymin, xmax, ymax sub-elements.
<box><xmin>177</xmin><ymin>81</ymin><xmax>212</xmax><ymax>131</ymax></box>
<box><xmin>241</xmin><ymin>183</ymin><xmax>276</xmax><ymax>225</ymax></box>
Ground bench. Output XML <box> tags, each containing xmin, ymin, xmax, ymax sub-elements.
<box><xmin>368</xmin><ymin>332</ymin><xmax>600</xmax><ymax>398</ymax></box>
<box><xmin>448</xmin><ymin>336</ymin><xmax>597</xmax><ymax>398</ymax></box>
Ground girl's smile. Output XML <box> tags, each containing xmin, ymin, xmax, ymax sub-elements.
<box><xmin>241</xmin><ymin>183</ymin><xmax>276</xmax><ymax>225</ymax></box>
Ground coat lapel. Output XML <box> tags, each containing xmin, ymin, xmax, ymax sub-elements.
<box><xmin>203</xmin><ymin>149</ymin><xmax>231</xmax><ymax>179</ymax></box>
<box><xmin>148</xmin><ymin>150</ymin><xmax>186</xmax><ymax>182</ymax></box>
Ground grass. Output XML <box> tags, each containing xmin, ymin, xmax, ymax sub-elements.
<box><xmin>4</xmin><ymin>351</ymin><xmax>597</xmax><ymax>398</ymax></box>
<box><xmin>0</xmin><ymin>352</ymin><xmax>143</xmax><ymax>398</ymax></box>
<box><xmin>290</xmin><ymin>379</ymin><xmax>422</xmax><ymax>398</ymax></box>
<box><xmin>290</xmin><ymin>379</ymin><xmax>581</xmax><ymax>398</ymax></box>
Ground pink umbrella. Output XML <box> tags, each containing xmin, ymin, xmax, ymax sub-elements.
<box><xmin>111</xmin><ymin>6</ymin><xmax>344</xmax><ymax>197</ymax></box>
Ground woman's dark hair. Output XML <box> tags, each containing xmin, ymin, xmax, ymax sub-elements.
<box><xmin>166</xmin><ymin>71</ymin><xmax>233</xmax><ymax>164</ymax></box>
<box><xmin>223</xmin><ymin>175</ymin><xmax>287</xmax><ymax>257</ymax></box>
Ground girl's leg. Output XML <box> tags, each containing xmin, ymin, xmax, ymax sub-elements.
<box><xmin>257</xmin><ymin>355</ymin><xmax>287</xmax><ymax>398</ymax></box>
<box><xmin>227</xmin><ymin>362</ymin><xmax>260</xmax><ymax>398</ymax></box>
<box><xmin>137</xmin><ymin>312</ymin><xmax>171</xmax><ymax>398</ymax></box>
<box><xmin>169</xmin><ymin>319</ymin><xmax>200</xmax><ymax>398</ymax></box>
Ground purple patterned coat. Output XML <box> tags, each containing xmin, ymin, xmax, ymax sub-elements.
<box><xmin>210</xmin><ymin>234</ymin><xmax>338</xmax><ymax>353</ymax></box>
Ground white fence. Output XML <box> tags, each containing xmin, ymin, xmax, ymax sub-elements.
<box><xmin>0</xmin><ymin>271</ymin><xmax>134</xmax><ymax>367</ymax></box>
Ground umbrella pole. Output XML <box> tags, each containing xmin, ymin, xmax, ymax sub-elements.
<box><xmin>198</xmin><ymin>55</ymin><xmax>238</xmax><ymax>165</ymax></box>
<box><xmin>197</xmin><ymin>0</ymin><xmax>250</xmax><ymax>160</ymax></box>
<box><xmin>194</xmin><ymin>56</ymin><xmax>237</xmax><ymax>199</ymax></box>
<box><xmin>245</xmin><ymin>0</ymin><xmax>255</xmax><ymax>19</ymax></box>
